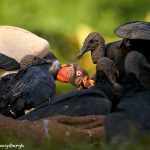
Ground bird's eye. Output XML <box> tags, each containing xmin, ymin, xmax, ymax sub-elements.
<box><xmin>89</xmin><ymin>39</ymin><xmax>94</xmax><ymax>43</ymax></box>
<box><xmin>76</xmin><ymin>71</ymin><xmax>82</xmax><ymax>76</ymax></box>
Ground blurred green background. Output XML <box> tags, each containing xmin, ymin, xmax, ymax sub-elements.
<box><xmin>0</xmin><ymin>0</ymin><xmax>150</xmax><ymax>95</ymax></box>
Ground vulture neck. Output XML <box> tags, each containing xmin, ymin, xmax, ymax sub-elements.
<box><xmin>92</xmin><ymin>71</ymin><xmax>115</xmax><ymax>100</ymax></box>
<box><xmin>93</xmin><ymin>81</ymin><xmax>115</xmax><ymax>100</ymax></box>
<box><xmin>91</xmin><ymin>43</ymin><xmax>105</xmax><ymax>64</ymax></box>
<box><xmin>37</xmin><ymin>63</ymin><xmax>50</xmax><ymax>70</ymax></box>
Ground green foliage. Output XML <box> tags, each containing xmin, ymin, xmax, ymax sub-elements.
<box><xmin>0</xmin><ymin>0</ymin><xmax>149</xmax><ymax>35</ymax></box>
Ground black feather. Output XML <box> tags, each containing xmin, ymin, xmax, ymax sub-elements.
<box><xmin>0</xmin><ymin>53</ymin><xmax>20</xmax><ymax>70</ymax></box>
<box><xmin>19</xmin><ymin>70</ymin><xmax>115</xmax><ymax>121</ymax></box>
<box><xmin>105</xmin><ymin>73</ymin><xmax>150</xmax><ymax>142</ymax></box>
<box><xmin>0</xmin><ymin>64</ymin><xmax>55</xmax><ymax>118</ymax></box>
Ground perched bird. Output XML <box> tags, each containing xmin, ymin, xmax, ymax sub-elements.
<box><xmin>19</xmin><ymin>57</ymin><xmax>118</xmax><ymax>121</ymax></box>
<box><xmin>77</xmin><ymin>32</ymin><xmax>127</xmax><ymax>79</ymax></box>
<box><xmin>77</xmin><ymin>32</ymin><xmax>125</xmax><ymax>88</ymax></box>
<box><xmin>105</xmin><ymin>51</ymin><xmax>150</xmax><ymax>142</ymax></box>
<box><xmin>77</xmin><ymin>32</ymin><xmax>121</xmax><ymax>100</ymax></box>
<box><xmin>77</xmin><ymin>21</ymin><xmax>150</xmax><ymax>81</ymax></box>
<box><xmin>77</xmin><ymin>32</ymin><xmax>105</xmax><ymax>64</ymax></box>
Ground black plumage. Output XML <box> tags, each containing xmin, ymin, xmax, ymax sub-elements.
<box><xmin>105</xmin><ymin>73</ymin><xmax>150</xmax><ymax>142</ymax></box>
<box><xmin>77</xmin><ymin>32</ymin><xmax>129</xmax><ymax>82</ymax></box>
<box><xmin>105</xmin><ymin>40</ymin><xmax>130</xmax><ymax>81</ymax></box>
<box><xmin>124</xmin><ymin>51</ymin><xmax>150</xmax><ymax>90</ymax></box>
<box><xmin>19</xmin><ymin>81</ymin><xmax>113</xmax><ymax>121</ymax></box>
<box><xmin>115</xmin><ymin>21</ymin><xmax>150</xmax><ymax>40</ymax></box>
<box><xmin>105</xmin><ymin>51</ymin><xmax>150</xmax><ymax>142</ymax></box>
<box><xmin>0</xmin><ymin>55</ymin><xmax>95</xmax><ymax>118</ymax></box>
<box><xmin>0</xmin><ymin>53</ymin><xmax>20</xmax><ymax>70</ymax></box>
<box><xmin>77</xmin><ymin>21</ymin><xmax>150</xmax><ymax>82</ymax></box>
<box><xmin>0</xmin><ymin>56</ymin><xmax>56</xmax><ymax>118</ymax></box>
<box><xmin>19</xmin><ymin>57</ymin><xmax>116</xmax><ymax>121</ymax></box>
<box><xmin>114</xmin><ymin>21</ymin><xmax>150</xmax><ymax>64</ymax></box>
<box><xmin>0</xmin><ymin>74</ymin><xmax>16</xmax><ymax>117</ymax></box>
<box><xmin>77</xmin><ymin>32</ymin><xmax>121</xmax><ymax>104</ymax></box>
<box><xmin>0</xmin><ymin>73</ymin><xmax>16</xmax><ymax>103</ymax></box>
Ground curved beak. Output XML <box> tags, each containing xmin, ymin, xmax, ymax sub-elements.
<box><xmin>78</xmin><ymin>76</ymin><xmax>95</xmax><ymax>90</ymax></box>
<box><xmin>77</xmin><ymin>46</ymin><xmax>89</xmax><ymax>59</ymax></box>
<box><xmin>56</xmin><ymin>64</ymin><xmax>72</xmax><ymax>83</ymax></box>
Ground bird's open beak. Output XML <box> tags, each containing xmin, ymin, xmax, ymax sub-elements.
<box><xmin>78</xmin><ymin>76</ymin><xmax>95</xmax><ymax>90</ymax></box>
<box><xmin>56</xmin><ymin>64</ymin><xmax>72</xmax><ymax>83</ymax></box>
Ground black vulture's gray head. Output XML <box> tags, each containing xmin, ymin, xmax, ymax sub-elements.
<box><xmin>77</xmin><ymin>32</ymin><xmax>105</xmax><ymax>64</ymax></box>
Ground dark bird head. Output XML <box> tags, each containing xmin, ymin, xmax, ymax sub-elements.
<box><xmin>96</xmin><ymin>57</ymin><xmax>119</xmax><ymax>86</ymax></box>
<box><xmin>95</xmin><ymin>57</ymin><xmax>121</xmax><ymax>97</ymax></box>
<box><xmin>77</xmin><ymin>32</ymin><xmax>105</xmax><ymax>64</ymax></box>
<box><xmin>56</xmin><ymin>64</ymin><xmax>95</xmax><ymax>89</ymax></box>
<box><xmin>20</xmin><ymin>55</ymin><xmax>52</xmax><ymax>69</ymax></box>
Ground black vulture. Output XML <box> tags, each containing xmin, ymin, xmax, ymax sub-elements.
<box><xmin>105</xmin><ymin>51</ymin><xmax>150</xmax><ymax>142</ymax></box>
<box><xmin>19</xmin><ymin>57</ymin><xmax>118</xmax><ymax>121</ymax></box>
<box><xmin>77</xmin><ymin>21</ymin><xmax>150</xmax><ymax>82</ymax></box>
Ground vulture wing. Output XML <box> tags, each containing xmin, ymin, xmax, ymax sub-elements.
<box><xmin>115</xmin><ymin>21</ymin><xmax>150</xmax><ymax>40</ymax></box>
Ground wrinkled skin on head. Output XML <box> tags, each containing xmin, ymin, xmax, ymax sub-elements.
<box><xmin>57</xmin><ymin>64</ymin><xmax>95</xmax><ymax>89</ymax></box>
<box><xmin>77</xmin><ymin>32</ymin><xmax>105</xmax><ymax>64</ymax></box>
